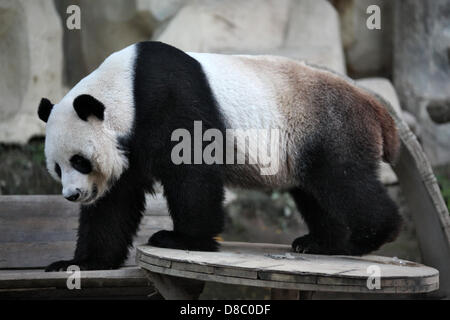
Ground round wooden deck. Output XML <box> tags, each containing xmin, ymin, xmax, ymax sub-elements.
<box><xmin>136</xmin><ymin>241</ymin><xmax>439</xmax><ymax>295</ymax></box>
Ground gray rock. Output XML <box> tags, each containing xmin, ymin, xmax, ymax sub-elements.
<box><xmin>156</xmin><ymin>0</ymin><xmax>346</xmax><ymax>73</ymax></box>
<box><xmin>0</xmin><ymin>0</ymin><xmax>64</xmax><ymax>144</ymax></box>
<box><xmin>336</xmin><ymin>0</ymin><xmax>394</xmax><ymax>78</ymax></box>
<box><xmin>156</xmin><ymin>0</ymin><xmax>291</xmax><ymax>52</ymax></box>
<box><xmin>393</xmin><ymin>0</ymin><xmax>450</xmax><ymax>166</ymax></box>
<box><xmin>136</xmin><ymin>0</ymin><xmax>186</xmax><ymax>22</ymax></box>
<box><xmin>54</xmin><ymin>0</ymin><xmax>161</xmax><ymax>86</ymax></box>
<box><xmin>426</xmin><ymin>98</ymin><xmax>450</xmax><ymax>124</ymax></box>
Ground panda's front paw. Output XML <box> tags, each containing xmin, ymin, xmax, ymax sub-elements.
<box><xmin>45</xmin><ymin>260</ymin><xmax>79</xmax><ymax>272</ymax></box>
<box><xmin>45</xmin><ymin>259</ymin><xmax>110</xmax><ymax>271</ymax></box>
<box><xmin>292</xmin><ymin>234</ymin><xmax>330</xmax><ymax>254</ymax></box>
<box><xmin>292</xmin><ymin>234</ymin><xmax>350</xmax><ymax>255</ymax></box>
<box><xmin>148</xmin><ymin>230</ymin><xmax>219</xmax><ymax>251</ymax></box>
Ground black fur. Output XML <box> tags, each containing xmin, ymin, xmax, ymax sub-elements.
<box><xmin>46</xmin><ymin>168</ymin><xmax>147</xmax><ymax>271</ymax></box>
<box><xmin>45</xmin><ymin>41</ymin><xmax>401</xmax><ymax>271</ymax></box>
<box><xmin>289</xmin><ymin>83</ymin><xmax>402</xmax><ymax>256</ymax></box>
<box><xmin>73</xmin><ymin>94</ymin><xmax>105</xmax><ymax>121</ymax></box>
<box><xmin>70</xmin><ymin>155</ymin><xmax>92</xmax><ymax>174</ymax></box>
<box><xmin>133</xmin><ymin>42</ymin><xmax>225</xmax><ymax>252</ymax></box>
<box><xmin>38</xmin><ymin>98</ymin><xmax>54</xmax><ymax>122</ymax></box>
<box><xmin>46</xmin><ymin>41</ymin><xmax>225</xmax><ymax>271</ymax></box>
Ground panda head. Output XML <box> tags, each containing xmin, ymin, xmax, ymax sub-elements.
<box><xmin>38</xmin><ymin>93</ymin><xmax>128</xmax><ymax>205</ymax></box>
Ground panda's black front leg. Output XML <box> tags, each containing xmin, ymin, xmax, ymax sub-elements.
<box><xmin>149</xmin><ymin>164</ymin><xmax>225</xmax><ymax>251</ymax></box>
<box><xmin>45</xmin><ymin>170</ymin><xmax>147</xmax><ymax>271</ymax></box>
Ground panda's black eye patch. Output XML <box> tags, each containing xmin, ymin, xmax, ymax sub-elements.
<box><xmin>70</xmin><ymin>155</ymin><xmax>92</xmax><ymax>174</ymax></box>
<box><xmin>55</xmin><ymin>163</ymin><xmax>61</xmax><ymax>178</ymax></box>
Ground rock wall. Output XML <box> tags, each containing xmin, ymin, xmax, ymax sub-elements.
<box><xmin>393</xmin><ymin>0</ymin><xmax>450</xmax><ymax>166</ymax></box>
<box><xmin>334</xmin><ymin>0</ymin><xmax>394</xmax><ymax>78</ymax></box>
<box><xmin>0</xmin><ymin>0</ymin><xmax>447</xmax><ymax>170</ymax></box>
<box><xmin>0</xmin><ymin>0</ymin><xmax>348</xmax><ymax>144</ymax></box>
<box><xmin>0</xmin><ymin>0</ymin><xmax>64</xmax><ymax>144</ymax></box>
<box><xmin>54</xmin><ymin>0</ymin><xmax>159</xmax><ymax>87</ymax></box>
<box><xmin>155</xmin><ymin>0</ymin><xmax>346</xmax><ymax>74</ymax></box>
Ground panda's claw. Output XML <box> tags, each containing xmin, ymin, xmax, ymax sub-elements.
<box><xmin>45</xmin><ymin>259</ymin><xmax>111</xmax><ymax>271</ymax></box>
<box><xmin>45</xmin><ymin>260</ymin><xmax>77</xmax><ymax>272</ymax></box>
<box><xmin>292</xmin><ymin>234</ymin><xmax>321</xmax><ymax>254</ymax></box>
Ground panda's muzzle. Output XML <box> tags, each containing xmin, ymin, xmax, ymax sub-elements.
<box><xmin>64</xmin><ymin>190</ymin><xmax>81</xmax><ymax>202</ymax></box>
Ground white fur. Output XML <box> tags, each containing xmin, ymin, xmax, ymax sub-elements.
<box><xmin>45</xmin><ymin>45</ymin><xmax>136</xmax><ymax>203</ymax></box>
<box><xmin>187</xmin><ymin>53</ymin><xmax>285</xmax><ymax>131</ymax></box>
<box><xmin>188</xmin><ymin>53</ymin><xmax>295</xmax><ymax>187</ymax></box>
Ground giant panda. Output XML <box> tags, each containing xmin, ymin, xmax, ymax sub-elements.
<box><xmin>38</xmin><ymin>41</ymin><xmax>402</xmax><ymax>271</ymax></box>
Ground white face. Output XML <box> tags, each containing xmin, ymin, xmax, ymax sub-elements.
<box><xmin>45</xmin><ymin>103</ymin><xmax>126</xmax><ymax>205</ymax></box>
<box><xmin>42</xmin><ymin>45</ymin><xmax>136</xmax><ymax>205</ymax></box>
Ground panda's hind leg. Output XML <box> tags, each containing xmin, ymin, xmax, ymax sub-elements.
<box><xmin>346</xmin><ymin>174</ymin><xmax>402</xmax><ymax>255</ymax></box>
<box><xmin>290</xmin><ymin>162</ymin><xmax>402</xmax><ymax>256</ymax></box>
<box><xmin>289</xmin><ymin>187</ymin><xmax>353</xmax><ymax>255</ymax></box>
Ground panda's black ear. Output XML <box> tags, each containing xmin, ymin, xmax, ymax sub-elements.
<box><xmin>73</xmin><ymin>94</ymin><xmax>105</xmax><ymax>121</ymax></box>
<box><xmin>38</xmin><ymin>98</ymin><xmax>54</xmax><ymax>123</ymax></box>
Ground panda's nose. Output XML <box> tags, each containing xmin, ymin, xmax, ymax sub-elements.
<box><xmin>65</xmin><ymin>192</ymin><xmax>80</xmax><ymax>202</ymax></box>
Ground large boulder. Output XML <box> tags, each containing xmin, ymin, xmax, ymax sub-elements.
<box><xmin>156</xmin><ymin>0</ymin><xmax>291</xmax><ymax>52</ymax></box>
<box><xmin>155</xmin><ymin>0</ymin><xmax>346</xmax><ymax>74</ymax></box>
<box><xmin>393</xmin><ymin>0</ymin><xmax>450</xmax><ymax>166</ymax></box>
<box><xmin>77</xmin><ymin>0</ymin><xmax>155</xmax><ymax>73</ymax></box>
<box><xmin>335</xmin><ymin>0</ymin><xmax>394</xmax><ymax>78</ymax></box>
<box><xmin>54</xmin><ymin>0</ymin><xmax>185</xmax><ymax>87</ymax></box>
<box><xmin>0</xmin><ymin>0</ymin><xmax>64</xmax><ymax>144</ymax></box>
<box><xmin>136</xmin><ymin>0</ymin><xmax>189</xmax><ymax>22</ymax></box>
<box><xmin>54</xmin><ymin>0</ymin><xmax>160</xmax><ymax>86</ymax></box>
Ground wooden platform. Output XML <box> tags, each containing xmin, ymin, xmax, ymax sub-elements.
<box><xmin>0</xmin><ymin>194</ymin><xmax>172</xmax><ymax>299</ymax></box>
<box><xmin>137</xmin><ymin>241</ymin><xmax>439</xmax><ymax>299</ymax></box>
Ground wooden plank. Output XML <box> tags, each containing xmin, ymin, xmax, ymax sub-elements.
<box><xmin>258</xmin><ymin>271</ymin><xmax>318</xmax><ymax>285</ymax></box>
<box><xmin>0</xmin><ymin>194</ymin><xmax>169</xmax><ymax>217</ymax></box>
<box><xmin>0</xmin><ymin>231</ymin><xmax>172</xmax><ymax>270</ymax></box>
<box><xmin>137</xmin><ymin>252</ymin><xmax>172</xmax><ymax>268</ymax></box>
<box><xmin>0</xmin><ymin>196</ymin><xmax>78</xmax><ymax>218</ymax></box>
<box><xmin>0</xmin><ymin>216</ymin><xmax>172</xmax><ymax>269</ymax></box>
<box><xmin>139</xmin><ymin>260</ymin><xmax>438</xmax><ymax>294</ymax></box>
<box><xmin>171</xmin><ymin>261</ymin><xmax>215</xmax><ymax>274</ymax></box>
<box><xmin>214</xmin><ymin>266</ymin><xmax>258</xmax><ymax>279</ymax></box>
<box><xmin>0</xmin><ymin>267</ymin><xmax>150</xmax><ymax>289</ymax></box>
<box><xmin>0</xmin><ymin>205</ymin><xmax>171</xmax><ymax>244</ymax></box>
<box><xmin>270</xmin><ymin>288</ymin><xmax>313</xmax><ymax>300</ymax></box>
<box><xmin>270</xmin><ymin>288</ymin><xmax>300</xmax><ymax>300</ymax></box>
<box><xmin>0</xmin><ymin>216</ymin><xmax>78</xmax><ymax>242</ymax></box>
<box><xmin>0</xmin><ymin>194</ymin><xmax>172</xmax><ymax>268</ymax></box>
<box><xmin>0</xmin><ymin>241</ymin><xmax>75</xmax><ymax>269</ymax></box>
<box><xmin>137</xmin><ymin>242</ymin><xmax>439</xmax><ymax>294</ymax></box>
<box><xmin>138</xmin><ymin>243</ymin><xmax>437</xmax><ymax>279</ymax></box>
<box><xmin>260</xmin><ymin>271</ymin><xmax>437</xmax><ymax>289</ymax></box>
<box><xmin>0</xmin><ymin>286</ymin><xmax>156</xmax><ymax>300</ymax></box>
